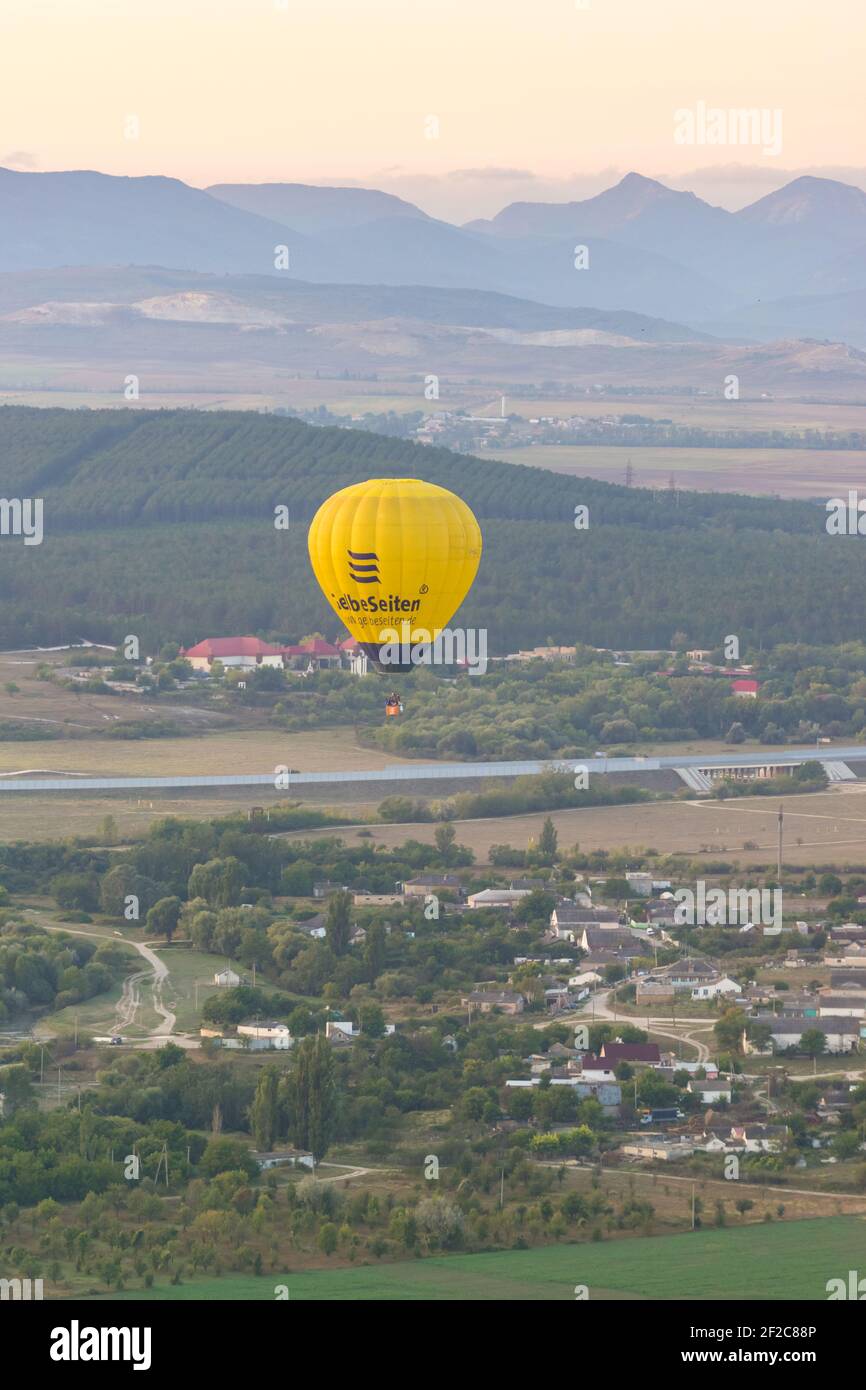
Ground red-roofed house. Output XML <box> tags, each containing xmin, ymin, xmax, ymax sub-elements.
<box><xmin>599</xmin><ymin>1042</ymin><xmax>662</xmax><ymax>1067</ymax></box>
<box><xmin>731</xmin><ymin>679</ymin><xmax>760</xmax><ymax>698</ymax></box>
<box><xmin>181</xmin><ymin>636</ymin><xmax>285</xmax><ymax>671</ymax></box>
<box><xmin>280</xmin><ymin>638</ymin><xmax>342</xmax><ymax>671</ymax></box>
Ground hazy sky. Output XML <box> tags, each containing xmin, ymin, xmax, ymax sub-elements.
<box><xmin>2</xmin><ymin>0</ymin><xmax>863</xmax><ymax>219</ymax></box>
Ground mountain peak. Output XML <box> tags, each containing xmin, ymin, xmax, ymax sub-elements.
<box><xmin>739</xmin><ymin>175</ymin><xmax>866</xmax><ymax>229</ymax></box>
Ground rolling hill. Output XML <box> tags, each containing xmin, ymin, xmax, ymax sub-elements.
<box><xmin>0</xmin><ymin>406</ymin><xmax>861</xmax><ymax>655</ymax></box>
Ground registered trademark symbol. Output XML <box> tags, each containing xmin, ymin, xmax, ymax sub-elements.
<box><xmin>419</xmin><ymin>584</ymin><xmax>428</xmax><ymax>593</ymax></box>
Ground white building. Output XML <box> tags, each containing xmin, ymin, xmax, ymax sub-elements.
<box><xmin>692</xmin><ymin>976</ymin><xmax>741</xmax><ymax>1001</ymax></box>
<box><xmin>688</xmin><ymin>1080</ymin><xmax>732</xmax><ymax>1104</ymax></box>
<box><xmin>213</xmin><ymin>968</ymin><xmax>242</xmax><ymax>987</ymax></box>
<box><xmin>237</xmin><ymin>1021</ymin><xmax>293</xmax><ymax>1049</ymax></box>
<box><xmin>467</xmin><ymin>888</ymin><xmax>531</xmax><ymax>909</ymax></box>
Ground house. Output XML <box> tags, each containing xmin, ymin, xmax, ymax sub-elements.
<box><xmin>824</xmin><ymin>945</ymin><xmax>866</xmax><ymax>966</ymax></box>
<box><xmin>509</xmin><ymin>876</ymin><xmax>561</xmax><ymax>893</ymax></box>
<box><xmin>746</xmin><ymin>1014</ymin><xmax>861</xmax><ymax>1054</ymax></box>
<box><xmin>692</xmin><ymin>976</ymin><xmax>741</xmax><ymax>1001</ymax></box>
<box><xmin>313</xmin><ymin>881</ymin><xmax>344</xmax><ymax>899</ymax></box>
<box><xmin>467</xmin><ymin>888</ymin><xmax>531</xmax><ymax>909</ymax></box>
<box><xmin>325</xmin><ymin>1019</ymin><xmax>395</xmax><ymax>1039</ymax></box>
<box><xmin>636</xmin><ymin>978</ymin><xmax>676</xmax><ymax>1005</ymax></box>
<box><xmin>830</xmin><ymin>971</ymin><xmax>866</xmax><ymax>992</ymax></box>
<box><xmin>528</xmin><ymin>1052</ymin><xmax>555</xmax><ymax>1075</ymax></box>
<box><xmin>580</xmin><ymin>926</ymin><xmax>644</xmax><ymax>956</ymax></box>
<box><xmin>819</xmin><ymin>994</ymin><xmax>866</xmax><ymax>1018</ymax></box>
<box><xmin>668</xmin><ymin>1059</ymin><xmax>720</xmax><ymax>1079</ymax></box>
<box><xmin>545</xmin><ymin>987</ymin><xmax>580</xmax><ymax>1012</ymax></box>
<box><xmin>731</xmin><ymin>679</ymin><xmax>760</xmax><ymax>698</ymax></box>
<box><xmin>504</xmin><ymin>1077</ymin><xmax>621</xmax><ymax>1110</ymax></box>
<box><xmin>236</xmin><ymin>1021</ymin><xmax>293</xmax><ymax>1049</ymax></box>
<box><xmin>688</xmin><ymin>1079</ymin><xmax>732</xmax><ymax>1104</ymax></box>
<box><xmin>213</xmin><ymin>968</ymin><xmax>242</xmax><ymax>987</ymax></box>
<box><xmin>402</xmin><ymin>874</ymin><xmax>463</xmax><ymax>898</ymax></box>
<box><xmin>817</xmin><ymin>1089</ymin><xmax>853</xmax><ymax>1116</ymax></box>
<box><xmin>254</xmin><ymin>1149</ymin><xmax>314</xmax><ymax>1171</ymax></box>
<box><xmin>655</xmin><ymin>958</ymin><xmax>718</xmax><ymax>990</ymax></box>
<box><xmin>181</xmin><ymin>635</ymin><xmax>285</xmax><ymax>671</ymax></box>
<box><xmin>646</xmin><ymin>897</ymin><xmax>678</xmax><ymax>926</ymax></box>
<box><xmin>504</xmin><ymin>645</ymin><xmax>577</xmax><ymax>664</ymax></box>
<box><xmin>462</xmin><ymin>990</ymin><xmax>525</xmax><ymax>1015</ymax></box>
<box><xmin>568</xmin><ymin>970</ymin><xmax>602</xmax><ymax>991</ymax></box>
<box><xmin>625</xmin><ymin>872</ymin><xmax>654</xmax><ymax>897</ymax></box>
<box><xmin>599</xmin><ymin>1042</ymin><xmax>661</xmax><ymax>1067</ymax></box>
<box><xmin>550</xmin><ymin>904</ymin><xmax>619</xmax><ymax>940</ymax></box>
<box><xmin>622</xmin><ymin>1137</ymin><xmax>694</xmax><ymax>1161</ymax></box>
<box><xmin>279</xmin><ymin>637</ymin><xmax>342</xmax><ymax>671</ymax></box>
<box><xmin>577</xmin><ymin>1056</ymin><xmax>617</xmax><ymax>1084</ymax></box>
<box><xmin>729</xmin><ymin>1124</ymin><xmax>788</xmax><ymax>1153</ymax></box>
<box><xmin>700</xmin><ymin>1131</ymin><xmax>744</xmax><ymax>1154</ymax></box>
<box><xmin>295</xmin><ymin>914</ymin><xmax>327</xmax><ymax>939</ymax></box>
<box><xmin>352</xmin><ymin>891</ymin><xmax>404</xmax><ymax>907</ymax></box>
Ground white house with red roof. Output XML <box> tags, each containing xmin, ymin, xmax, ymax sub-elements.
<box><xmin>182</xmin><ymin>635</ymin><xmax>344</xmax><ymax>673</ymax></box>
<box><xmin>731</xmin><ymin>678</ymin><xmax>760</xmax><ymax>698</ymax></box>
<box><xmin>181</xmin><ymin>636</ymin><xmax>285</xmax><ymax>671</ymax></box>
<box><xmin>280</xmin><ymin>637</ymin><xmax>342</xmax><ymax>671</ymax></box>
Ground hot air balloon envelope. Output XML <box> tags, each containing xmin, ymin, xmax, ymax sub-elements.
<box><xmin>308</xmin><ymin>478</ymin><xmax>482</xmax><ymax>673</ymax></box>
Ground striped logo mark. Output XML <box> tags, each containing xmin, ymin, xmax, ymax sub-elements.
<box><xmin>348</xmin><ymin>550</ymin><xmax>380</xmax><ymax>584</ymax></box>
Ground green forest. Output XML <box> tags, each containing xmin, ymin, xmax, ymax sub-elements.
<box><xmin>0</xmin><ymin>405</ymin><xmax>857</xmax><ymax>653</ymax></box>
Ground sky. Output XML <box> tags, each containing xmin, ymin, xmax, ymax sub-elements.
<box><xmin>1</xmin><ymin>0</ymin><xmax>863</xmax><ymax>220</ymax></box>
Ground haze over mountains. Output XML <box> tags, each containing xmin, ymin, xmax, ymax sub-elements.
<box><xmin>0</xmin><ymin>166</ymin><xmax>864</xmax><ymax>394</ymax></box>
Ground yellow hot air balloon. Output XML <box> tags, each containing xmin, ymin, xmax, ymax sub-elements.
<box><xmin>308</xmin><ymin>478</ymin><xmax>482</xmax><ymax>672</ymax></box>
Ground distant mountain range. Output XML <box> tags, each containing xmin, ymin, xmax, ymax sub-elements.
<box><xmin>0</xmin><ymin>167</ymin><xmax>865</xmax><ymax>346</ymax></box>
<box><xmin>0</xmin><ymin>263</ymin><xmax>862</xmax><ymax>400</ymax></box>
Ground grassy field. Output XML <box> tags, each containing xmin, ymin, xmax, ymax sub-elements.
<box><xmin>155</xmin><ymin>946</ymin><xmax>296</xmax><ymax>1033</ymax></box>
<box><xmin>486</xmin><ymin>444</ymin><xmax>866</xmax><ymax>499</ymax></box>
<box><xmin>278</xmin><ymin>779</ymin><xmax>866</xmax><ymax>867</ymax></box>
<box><xmin>6</xmin><ymin>766</ymin><xmax>866</xmax><ymax>865</ymax></box>
<box><xmin>0</xmin><ymin>724</ymin><xmax>410</xmax><ymax>777</ymax></box>
<box><xmin>475</xmin><ymin>397</ymin><xmax>866</xmax><ymax>431</ymax></box>
<box><xmin>99</xmin><ymin>1215</ymin><xmax>866</xmax><ymax>1300</ymax></box>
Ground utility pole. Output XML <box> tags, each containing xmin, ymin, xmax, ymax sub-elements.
<box><xmin>499</xmin><ymin>1167</ymin><xmax>505</xmax><ymax>1208</ymax></box>
<box><xmin>691</xmin><ymin>1182</ymin><xmax>696</xmax><ymax>1230</ymax></box>
<box><xmin>777</xmin><ymin>803</ymin><xmax>784</xmax><ymax>882</ymax></box>
<box><xmin>40</xmin><ymin>1045</ymin><xmax>44</xmax><ymax>1084</ymax></box>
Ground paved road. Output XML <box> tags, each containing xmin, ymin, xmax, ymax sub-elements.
<box><xmin>0</xmin><ymin>743</ymin><xmax>862</xmax><ymax>793</ymax></box>
<box><xmin>564</xmin><ymin>989</ymin><xmax>716</xmax><ymax>1061</ymax></box>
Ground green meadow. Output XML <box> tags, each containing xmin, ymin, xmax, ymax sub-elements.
<box><xmin>98</xmin><ymin>1215</ymin><xmax>866</xmax><ymax>1301</ymax></box>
